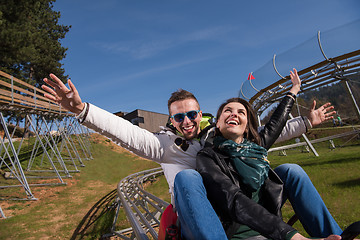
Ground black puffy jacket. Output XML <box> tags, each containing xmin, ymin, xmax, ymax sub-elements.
<box><xmin>196</xmin><ymin>95</ymin><xmax>296</xmax><ymax>240</ymax></box>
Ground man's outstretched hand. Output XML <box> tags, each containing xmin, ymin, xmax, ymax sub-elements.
<box><xmin>42</xmin><ymin>74</ymin><xmax>85</xmax><ymax>115</ymax></box>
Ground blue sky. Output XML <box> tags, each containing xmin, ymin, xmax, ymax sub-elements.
<box><xmin>53</xmin><ymin>0</ymin><xmax>360</xmax><ymax>116</ymax></box>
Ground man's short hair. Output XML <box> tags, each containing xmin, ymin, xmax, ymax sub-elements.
<box><xmin>167</xmin><ymin>89</ymin><xmax>200</xmax><ymax>114</ymax></box>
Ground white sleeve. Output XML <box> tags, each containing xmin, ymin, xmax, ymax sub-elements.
<box><xmin>79</xmin><ymin>103</ymin><xmax>165</xmax><ymax>162</ymax></box>
<box><xmin>258</xmin><ymin>116</ymin><xmax>311</xmax><ymax>144</ymax></box>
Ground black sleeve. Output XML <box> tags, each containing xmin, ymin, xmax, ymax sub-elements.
<box><xmin>259</xmin><ymin>95</ymin><xmax>295</xmax><ymax>149</ymax></box>
<box><xmin>196</xmin><ymin>148</ymin><xmax>295</xmax><ymax>240</ymax></box>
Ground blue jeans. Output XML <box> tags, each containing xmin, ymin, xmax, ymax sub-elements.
<box><xmin>174</xmin><ymin>169</ymin><xmax>228</xmax><ymax>240</ymax></box>
<box><xmin>274</xmin><ymin>163</ymin><xmax>342</xmax><ymax>237</ymax></box>
<box><xmin>174</xmin><ymin>165</ymin><xmax>342</xmax><ymax>240</ymax></box>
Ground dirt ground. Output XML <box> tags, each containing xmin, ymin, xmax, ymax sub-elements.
<box><xmin>0</xmin><ymin>133</ymin><xmax>133</xmax><ymax>219</ymax></box>
<box><xmin>0</xmin><ymin>177</ymin><xmax>78</xmax><ymax>218</ymax></box>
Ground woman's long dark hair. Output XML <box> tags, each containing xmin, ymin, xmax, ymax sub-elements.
<box><xmin>216</xmin><ymin>97</ymin><xmax>261</xmax><ymax>145</ymax></box>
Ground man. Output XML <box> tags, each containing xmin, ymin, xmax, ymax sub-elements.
<box><xmin>42</xmin><ymin>74</ymin><xmax>338</xmax><ymax>239</ymax></box>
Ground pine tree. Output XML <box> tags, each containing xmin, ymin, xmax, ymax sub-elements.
<box><xmin>0</xmin><ymin>0</ymin><xmax>70</xmax><ymax>86</ymax></box>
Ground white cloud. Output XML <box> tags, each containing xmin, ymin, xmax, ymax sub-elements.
<box><xmin>90</xmin><ymin>25</ymin><xmax>237</xmax><ymax>59</ymax></box>
<box><xmin>80</xmin><ymin>55</ymin><xmax>215</xmax><ymax>95</ymax></box>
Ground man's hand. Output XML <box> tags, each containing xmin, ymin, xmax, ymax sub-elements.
<box><xmin>308</xmin><ymin>100</ymin><xmax>336</xmax><ymax>127</ymax></box>
<box><xmin>42</xmin><ymin>74</ymin><xmax>85</xmax><ymax>115</ymax></box>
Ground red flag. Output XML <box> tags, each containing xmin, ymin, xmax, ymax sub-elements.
<box><xmin>247</xmin><ymin>72</ymin><xmax>255</xmax><ymax>80</ymax></box>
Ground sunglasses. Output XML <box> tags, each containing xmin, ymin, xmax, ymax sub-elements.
<box><xmin>170</xmin><ymin>110</ymin><xmax>200</xmax><ymax>123</ymax></box>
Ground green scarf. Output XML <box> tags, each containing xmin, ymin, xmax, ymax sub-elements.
<box><xmin>213</xmin><ymin>136</ymin><xmax>270</xmax><ymax>192</ymax></box>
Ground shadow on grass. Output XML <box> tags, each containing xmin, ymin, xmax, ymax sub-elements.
<box><xmin>299</xmin><ymin>156</ymin><xmax>360</xmax><ymax>168</ymax></box>
<box><xmin>70</xmin><ymin>189</ymin><xmax>118</xmax><ymax>240</ymax></box>
<box><xmin>333</xmin><ymin>178</ymin><xmax>360</xmax><ymax>188</ymax></box>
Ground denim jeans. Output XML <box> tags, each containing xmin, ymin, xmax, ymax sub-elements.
<box><xmin>274</xmin><ymin>163</ymin><xmax>342</xmax><ymax>237</ymax></box>
<box><xmin>174</xmin><ymin>164</ymin><xmax>342</xmax><ymax>240</ymax></box>
<box><xmin>174</xmin><ymin>169</ymin><xmax>228</xmax><ymax>240</ymax></box>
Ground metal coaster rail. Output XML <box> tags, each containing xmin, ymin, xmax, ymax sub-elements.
<box><xmin>104</xmin><ymin>167</ymin><xmax>169</xmax><ymax>240</ymax></box>
<box><xmin>249</xmin><ymin>49</ymin><xmax>360</xmax><ymax>115</ymax></box>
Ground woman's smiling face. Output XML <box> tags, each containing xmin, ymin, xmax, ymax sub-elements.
<box><xmin>216</xmin><ymin>102</ymin><xmax>248</xmax><ymax>144</ymax></box>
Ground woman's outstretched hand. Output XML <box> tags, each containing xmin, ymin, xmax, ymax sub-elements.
<box><xmin>42</xmin><ymin>74</ymin><xmax>85</xmax><ymax>115</ymax></box>
<box><xmin>291</xmin><ymin>233</ymin><xmax>341</xmax><ymax>240</ymax></box>
<box><xmin>289</xmin><ymin>68</ymin><xmax>301</xmax><ymax>96</ymax></box>
<box><xmin>308</xmin><ymin>100</ymin><xmax>336</xmax><ymax>126</ymax></box>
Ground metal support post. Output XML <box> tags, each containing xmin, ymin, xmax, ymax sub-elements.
<box><xmin>289</xmin><ymin>113</ymin><xmax>319</xmax><ymax>157</ymax></box>
<box><xmin>0</xmin><ymin>113</ymin><xmax>36</xmax><ymax>200</ymax></box>
<box><xmin>343</xmin><ymin>80</ymin><xmax>360</xmax><ymax>121</ymax></box>
<box><xmin>26</xmin><ymin>115</ymin><xmax>65</xmax><ymax>183</ymax></box>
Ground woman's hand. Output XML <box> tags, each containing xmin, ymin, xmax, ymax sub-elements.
<box><xmin>308</xmin><ymin>100</ymin><xmax>336</xmax><ymax>126</ymax></box>
<box><xmin>291</xmin><ymin>233</ymin><xmax>341</xmax><ymax>240</ymax></box>
<box><xmin>289</xmin><ymin>68</ymin><xmax>301</xmax><ymax>96</ymax></box>
<box><xmin>42</xmin><ymin>74</ymin><xmax>85</xmax><ymax>115</ymax></box>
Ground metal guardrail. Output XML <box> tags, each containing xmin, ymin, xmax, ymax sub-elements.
<box><xmin>105</xmin><ymin>167</ymin><xmax>169</xmax><ymax>240</ymax></box>
<box><xmin>269</xmin><ymin>129</ymin><xmax>360</xmax><ymax>152</ymax></box>
<box><xmin>0</xmin><ymin>70</ymin><xmax>69</xmax><ymax>116</ymax></box>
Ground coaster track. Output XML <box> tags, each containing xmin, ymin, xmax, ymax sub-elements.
<box><xmin>103</xmin><ymin>167</ymin><xmax>168</xmax><ymax>240</ymax></box>
<box><xmin>249</xmin><ymin>49</ymin><xmax>360</xmax><ymax>115</ymax></box>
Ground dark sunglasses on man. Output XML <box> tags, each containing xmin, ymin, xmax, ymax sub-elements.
<box><xmin>170</xmin><ymin>110</ymin><xmax>200</xmax><ymax>123</ymax></box>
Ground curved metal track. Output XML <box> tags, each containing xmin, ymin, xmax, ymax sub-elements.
<box><xmin>250</xmin><ymin>49</ymin><xmax>360</xmax><ymax>115</ymax></box>
<box><xmin>239</xmin><ymin>26</ymin><xmax>360</xmax><ymax>156</ymax></box>
<box><xmin>105</xmin><ymin>167</ymin><xmax>169</xmax><ymax>240</ymax></box>
<box><xmin>239</xmin><ymin>24</ymin><xmax>360</xmax><ymax>117</ymax></box>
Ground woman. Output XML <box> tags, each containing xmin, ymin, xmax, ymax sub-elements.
<box><xmin>196</xmin><ymin>69</ymin><xmax>342</xmax><ymax>240</ymax></box>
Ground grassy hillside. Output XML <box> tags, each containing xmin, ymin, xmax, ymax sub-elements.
<box><xmin>0</xmin><ymin>133</ymin><xmax>160</xmax><ymax>239</ymax></box>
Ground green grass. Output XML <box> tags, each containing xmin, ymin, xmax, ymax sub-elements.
<box><xmin>145</xmin><ymin>175</ymin><xmax>172</xmax><ymax>204</ymax></box>
<box><xmin>269</xmin><ymin>139</ymin><xmax>360</xmax><ymax>236</ymax></box>
<box><xmin>0</xmin><ymin>132</ymin><xmax>360</xmax><ymax>239</ymax></box>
